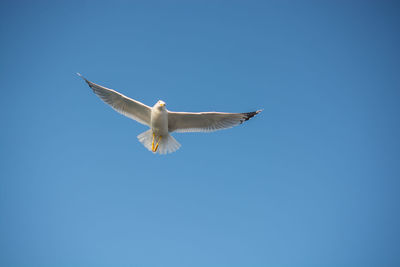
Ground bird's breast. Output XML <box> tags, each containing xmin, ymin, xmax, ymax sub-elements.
<box><xmin>150</xmin><ymin>109</ymin><xmax>168</xmax><ymax>135</ymax></box>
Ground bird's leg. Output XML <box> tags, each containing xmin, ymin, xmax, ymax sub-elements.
<box><xmin>154</xmin><ymin>136</ymin><xmax>162</xmax><ymax>152</ymax></box>
<box><xmin>151</xmin><ymin>133</ymin><xmax>155</xmax><ymax>152</ymax></box>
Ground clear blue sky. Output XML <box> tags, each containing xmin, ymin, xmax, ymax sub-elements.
<box><xmin>1</xmin><ymin>1</ymin><xmax>399</xmax><ymax>266</ymax></box>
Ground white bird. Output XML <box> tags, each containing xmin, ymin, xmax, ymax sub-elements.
<box><xmin>78</xmin><ymin>74</ymin><xmax>262</xmax><ymax>154</ymax></box>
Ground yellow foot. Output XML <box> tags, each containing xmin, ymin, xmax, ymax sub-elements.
<box><xmin>154</xmin><ymin>136</ymin><xmax>162</xmax><ymax>152</ymax></box>
<box><xmin>152</xmin><ymin>134</ymin><xmax>162</xmax><ymax>152</ymax></box>
<box><xmin>151</xmin><ymin>133</ymin><xmax>155</xmax><ymax>151</ymax></box>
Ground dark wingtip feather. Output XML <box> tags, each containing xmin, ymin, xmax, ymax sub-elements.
<box><xmin>240</xmin><ymin>109</ymin><xmax>262</xmax><ymax>124</ymax></box>
<box><xmin>77</xmin><ymin>73</ymin><xmax>93</xmax><ymax>88</ymax></box>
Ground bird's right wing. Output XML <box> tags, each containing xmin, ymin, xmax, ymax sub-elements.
<box><xmin>78</xmin><ymin>73</ymin><xmax>151</xmax><ymax>126</ymax></box>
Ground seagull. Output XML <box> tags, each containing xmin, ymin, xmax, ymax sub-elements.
<box><xmin>78</xmin><ymin>73</ymin><xmax>262</xmax><ymax>154</ymax></box>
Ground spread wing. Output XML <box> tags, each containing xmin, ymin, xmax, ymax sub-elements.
<box><xmin>168</xmin><ymin>110</ymin><xmax>262</xmax><ymax>133</ymax></box>
<box><xmin>78</xmin><ymin>73</ymin><xmax>151</xmax><ymax>126</ymax></box>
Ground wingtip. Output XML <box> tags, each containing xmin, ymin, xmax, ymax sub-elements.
<box><xmin>76</xmin><ymin>72</ymin><xmax>92</xmax><ymax>86</ymax></box>
<box><xmin>76</xmin><ymin>72</ymin><xmax>85</xmax><ymax>80</ymax></box>
<box><xmin>241</xmin><ymin>109</ymin><xmax>262</xmax><ymax>123</ymax></box>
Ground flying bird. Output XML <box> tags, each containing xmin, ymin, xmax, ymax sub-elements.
<box><xmin>78</xmin><ymin>73</ymin><xmax>262</xmax><ymax>154</ymax></box>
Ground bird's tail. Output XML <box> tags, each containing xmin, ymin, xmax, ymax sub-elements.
<box><xmin>137</xmin><ymin>130</ymin><xmax>181</xmax><ymax>154</ymax></box>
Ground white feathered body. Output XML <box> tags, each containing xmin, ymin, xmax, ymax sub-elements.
<box><xmin>150</xmin><ymin>104</ymin><xmax>168</xmax><ymax>136</ymax></box>
<box><xmin>138</xmin><ymin>102</ymin><xmax>181</xmax><ymax>154</ymax></box>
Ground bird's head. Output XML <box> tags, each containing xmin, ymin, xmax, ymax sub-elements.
<box><xmin>155</xmin><ymin>100</ymin><xmax>166</xmax><ymax>109</ymax></box>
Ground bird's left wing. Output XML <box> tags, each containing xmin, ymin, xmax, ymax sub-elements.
<box><xmin>168</xmin><ymin>110</ymin><xmax>262</xmax><ymax>133</ymax></box>
<box><xmin>78</xmin><ymin>73</ymin><xmax>151</xmax><ymax>126</ymax></box>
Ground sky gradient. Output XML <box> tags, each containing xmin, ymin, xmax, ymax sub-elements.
<box><xmin>1</xmin><ymin>1</ymin><xmax>400</xmax><ymax>266</ymax></box>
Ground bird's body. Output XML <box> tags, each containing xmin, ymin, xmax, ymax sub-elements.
<box><xmin>78</xmin><ymin>73</ymin><xmax>261</xmax><ymax>154</ymax></box>
<box><xmin>150</xmin><ymin>101</ymin><xmax>168</xmax><ymax>136</ymax></box>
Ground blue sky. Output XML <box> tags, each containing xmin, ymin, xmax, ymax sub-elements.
<box><xmin>1</xmin><ymin>1</ymin><xmax>399</xmax><ymax>266</ymax></box>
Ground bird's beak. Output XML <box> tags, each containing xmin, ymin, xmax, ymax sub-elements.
<box><xmin>160</xmin><ymin>103</ymin><xmax>165</xmax><ymax>107</ymax></box>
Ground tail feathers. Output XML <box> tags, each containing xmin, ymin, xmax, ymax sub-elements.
<box><xmin>137</xmin><ymin>130</ymin><xmax>181</xmax><ymax>154</ymax></box>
